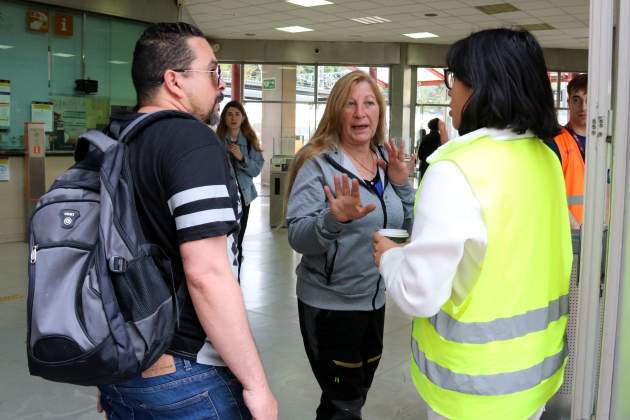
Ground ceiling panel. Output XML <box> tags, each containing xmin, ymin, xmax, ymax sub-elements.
<box><xmin>181</xmin><ymin>0</ymin><xmax>588</xmax><ymax>49</ymax></box>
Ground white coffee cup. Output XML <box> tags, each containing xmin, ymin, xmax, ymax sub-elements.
<box><xmin>378</xmin><ymin>228</ymin><xmax>409</xmax><ymax>244</ymax></box>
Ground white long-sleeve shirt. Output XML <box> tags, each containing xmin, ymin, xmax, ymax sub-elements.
<box><xmin>379</xmin><ymin>128</ymin><xmax>535</xmax><ymax>318</ymax></box>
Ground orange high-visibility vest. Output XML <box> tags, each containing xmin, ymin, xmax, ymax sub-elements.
<box><xmin>553</xmin><ymin>127</ymin><xmax>584</xmax><ymax>223</ymax></box>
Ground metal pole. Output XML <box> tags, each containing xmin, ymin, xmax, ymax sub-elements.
<box><xmin>599</xmin><ymin>0</ymin><xmax>630</xmax><ymax>417</ymax></box>
<box><xmin>571</xmin><ymin>0</ymin><xmax>615</xmax><ymax>418</ymax></box>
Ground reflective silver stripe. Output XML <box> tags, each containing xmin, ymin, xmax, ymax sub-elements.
<box><xmin>428</xmin><ymin>294</ymin><xmax>569</xmax><ymax>344</ymax></box>
<box><xmin>168</xmin><ymin>186</ymin><xmax>230</xmax><ymax>214</ymax></box>
<box><xmin>567</xmin><ymin>195</ymin><xmax>584</xmax><ymax>205</ymax></box>
<box><xmin>175</xmin><ymin>208</ymin><xmax>236</xmax><ymax>230</ymax></box>
<box><xmin>411</xmin><ymin>339</ymin><xmax>567</xmax><ymax>395</ymax></box>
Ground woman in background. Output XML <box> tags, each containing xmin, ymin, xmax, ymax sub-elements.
<box><xmin>217</xmin><ymin>100</ymin><xmax>264</xmax><ymax>279</ymax></box>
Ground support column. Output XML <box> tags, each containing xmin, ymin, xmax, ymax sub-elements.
<box><xmin>261</xmin><ymin>65</ymin><xmax>297</xmax><ymax>184</ymax></box>
<box><xmin>231</xmin><ymin>64</ymin><xmax>241</xmax><ymax>102</ymax></box>
<box><xmin>388</xmin><ymin>45</ymin><xmax>414</xmax><ymax>154</ymax></box>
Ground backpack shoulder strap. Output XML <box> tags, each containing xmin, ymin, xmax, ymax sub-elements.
<box><xmin>74</xmin><ymin>111</ymin><xmax>198</xmax><ymax>162</ymax></box>
<box><xmin>116</xmin><ymin>110</ymin><xmax>198</xmax><ymax>144</ymax></box>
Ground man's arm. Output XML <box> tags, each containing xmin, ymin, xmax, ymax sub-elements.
<box><xmin>180</xmin><ymin>236</ymin><xmax>277</xmax><ymax>420</ymax></box>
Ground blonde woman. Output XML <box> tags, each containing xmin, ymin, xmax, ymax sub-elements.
<box><xmin>286</xmin><ymin>71</ymin><xmax>415</xmax><ymax>419</ymax></box>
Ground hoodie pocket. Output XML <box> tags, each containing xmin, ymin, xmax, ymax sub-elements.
<box><xmin>324</xmin><ymin>240</ymin><xmax>339</xmax><ymax>283</ymax></box>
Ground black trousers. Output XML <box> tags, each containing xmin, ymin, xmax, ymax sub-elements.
<box><xmin>237</xmin><ymin>203</ymin><xmax>250</xmax><ymax>281</ymax></box>
<box><xmin>298</xmin><ymin>300</ymin><xmax>385</xmax><ymax>420</ymax></box>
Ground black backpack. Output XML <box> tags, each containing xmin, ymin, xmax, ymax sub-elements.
<box><xmin>27</xmin><ymin>111</ymin><xmax>195</xmax><ymax>386</ymax></box>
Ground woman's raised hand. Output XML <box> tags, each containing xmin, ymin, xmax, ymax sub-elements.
<box><xmin>379</xmin><ymin>139</ymin><xmax>416</xmax><ymax>185</ymax></box>
<box><xmin>323</xmin><ymin>174</ymin><xmax>376</xmax><ymax>222</ymax></box>
<box><xmin>229</xmin><ymin>143</ymin><xmax>244</xmax><ymax>161</ymax></box>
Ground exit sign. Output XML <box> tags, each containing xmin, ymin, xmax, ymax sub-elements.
<box><xmin>262</xmin><ymin>78</ymin><xmax>276</xmax><ymax>90</ymax></box>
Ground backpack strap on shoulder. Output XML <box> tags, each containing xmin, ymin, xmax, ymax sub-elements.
<box><xmin>75</xmin><ymin>110</ymin><xmax>197</xmax><ymax>163</ymax></box>
<box><xmin>117</xmin><ymin>110</ymin><xmax>197</xmax><ymax>144</ymax></box>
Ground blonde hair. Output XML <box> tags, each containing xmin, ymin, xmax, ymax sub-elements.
<box><xmin>286</xmin><ymin>71</ymin><xmax>386</xmax><ymax>202</ymax></box>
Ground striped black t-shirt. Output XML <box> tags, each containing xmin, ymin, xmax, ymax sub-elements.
<box><xmin>113</xmin><ymin>112</ymin><xmax>241</xmax><ymax>365</ymax></box>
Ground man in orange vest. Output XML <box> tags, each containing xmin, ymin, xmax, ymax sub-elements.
<box><xmin>551</xmin><ymin>73</ymin><xmax>587</xmax><ymax>227</ymax></box>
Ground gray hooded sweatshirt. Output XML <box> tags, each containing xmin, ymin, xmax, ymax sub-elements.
<box><xmin>286</xmin><ymin>145</ymin><xmax>415</xmax><ymax>311</ymax></box>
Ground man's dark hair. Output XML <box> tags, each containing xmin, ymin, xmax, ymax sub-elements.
<box><xmin>132</xmin><ymin>22</ymin><xmax>205</xmax><ymax>105</ymax></box>
<box><xmin>567</xmin><ymin>73</ymin><xmax>588</xmax><ymax>96</ymax></box>
<box><xmin>428</xmin><ymin>118</ymin><xmax>439</xmax><ymax>132</ymax></box>
<box><xmin>446</xmin><ymin>28</ymin><xmax>560</xmax><ymax>140</ymax></box>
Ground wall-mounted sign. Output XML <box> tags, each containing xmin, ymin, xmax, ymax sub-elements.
<box><xmin>0</xmin><ymin>157</ymin><xmax>9</xmax><ymax>181</ymax></box>
<box><xmin>25</xmin><ymin>122</ymin><xmax>46</xmax><ymax>157</ymax></box>
<box><xmin>31</xmin><ymin>102</ymin><xmax>54</xmax><ymax>132</ymax></box>
<box><xmin>262</xmin><ymin>78</ymin><xmax>277</xmax><ymax>90</ymax></box>
<box><xmin>54</xmin><ymin>14</ymin><xmax>73</xmax><ymax>36</ymax></box>
<box><xmin>27</xmin><ymin>10</ymin><xmax>49</xmax><ymax>33</ymax></box>
<box><xmin>0</xmin><ymin>95</ymin><xmax>10</xmax><ymax>129</ymax></box>
<box><xmin>0</xmin><ymin>80</ymin><xmax>10</xmax><ymax>130</ymax></box>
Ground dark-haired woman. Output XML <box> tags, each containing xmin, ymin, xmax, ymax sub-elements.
<box><xmin>217</xmin><ymin>100</ymin><xmax>264</xmax><ymax>277</ymax></box>
<box><xmin>373</xmin><ymin>29</ymin><xmax>572</xmax><ymax>420</ymax></box>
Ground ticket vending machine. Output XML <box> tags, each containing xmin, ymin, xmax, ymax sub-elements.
<box><xmin>269</xmin><ymin>136</ymin><xmax>301</xmax><ymax>228</ymax></box>
<box><xmin>269</xmin><ymin>155</ymin><xmax>294</xmax><ymax>228</ymax></box>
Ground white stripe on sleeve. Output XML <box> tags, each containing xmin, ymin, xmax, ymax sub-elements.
<box><xmin>168</xmin><ymin>185</ymin><xmax>230</xmax><ymax>214</ymax></box>
<box><xmin>175</xmin><ymin>208</ymin><xmax>236</xmax><ymax>230</ymax></box>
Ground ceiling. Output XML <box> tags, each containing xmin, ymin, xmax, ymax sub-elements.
<box><xmin>182</xmin><ymin>0</ymin><xmax>589</xmax><ymax>49</ymax></box>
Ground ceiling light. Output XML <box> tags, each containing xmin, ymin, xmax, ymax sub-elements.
<box><xmin>276</xmin><ymin>26</ymin><xmax>314</xmax><ymax>33</ymax></box>
<box><xmin>53</xmin><ymin>52</ymin><xmax>75</xmax><ymax>58</ymax></box>
<box><xmin>0</xmin><ymin>44</ymin><xmax>14</xmax><ymax>50</ymax></box>
<box><xmin>475</xmin><ymin>3</ymin><xmax>519</xmax><ymax>15</ymax></box>
<box><xmin>351</xmin><ymin>16</ymin><xmax>391</xmax><ymax>25</ymax></box>
<box><xmin>286</xmin><ymin>0</ymin><xmax>333</xmax><ymax>6</ymax></box>
<box><xmin>108</xmin><ymin>60</ymin><xmax>129</xmax><ymax>65</ymax></box>
<box><xmin>403</xmin><ymin>32</ymin><xmax>439</xmax><ymax>39</ymax></box>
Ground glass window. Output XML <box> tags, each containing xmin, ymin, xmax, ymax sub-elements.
<box><xmin>417</xmin><ymin>67</ymin><xmax>448</xmax><ymax>105</ymax></box>
<box><xmin>317</xmin><ymin>66</ymin><xmax>389</xmax><ymax>103</ymax></box>
<box><xmin>220</xmin><ymin>63</ymin><xmax>233</xmax><ymax>100</ymax></box>
<box><xmin>549</xmin><ymin>71</ymin><xmax>560</xmax><ymax>107</ymax></box>
<box><xmin>415</xmin><ymin>68</ymin><xmax>452</xmax><ymax>144</ymax></box>
<box><xmin>296</xmin><ymin>103</ymin><xmax>317</xmax><ymax>143</ymax></box>
<box><xmin>297</xmin><ymin>65</ymin><xmax>315</xmax><ymax>102</ymax></box>
<box><xmin>0</xmin><ymin>2</ymin><xmax>147</xmax><ymax>151</ymax></box>
<box><xmin>243</xmin><ymin>64</ymin><xmax>262</xmax><ymax>101</ymax></box>
<box><xmin>242</xmin><ymin>101</ymin><xmax>262</xmax><ymax>140</ymax></box>
<box><xmin>241</xmin><ymin>63</ymin><xmax>390</xmax><ymax>163</ymax></box>
<box><xmin>50</xmin><ymin>11</ymin><xmax>82</xmax><ymax>96</ymax></box>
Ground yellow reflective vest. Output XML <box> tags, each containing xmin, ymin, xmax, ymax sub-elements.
<box><xmin>411</xmin><ymin>132</ymin><xmax>572</xmax><ymax>420</ymax></box>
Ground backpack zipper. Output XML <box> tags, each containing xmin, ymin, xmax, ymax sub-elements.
<box><xmin>30</xmin><ymin>241</ymin><xmax>94</xmax><ymax>264</ymax></box>
<box><xmin>30</xmin><ymin>245</ymin><xmax>38</xmax><ymax>264</ymax></box>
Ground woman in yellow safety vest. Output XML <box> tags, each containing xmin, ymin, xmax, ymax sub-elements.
<box><xmin>372</xmin><ymin>28</ymin><xmax>572</xmax><ymax>420</ymax></box>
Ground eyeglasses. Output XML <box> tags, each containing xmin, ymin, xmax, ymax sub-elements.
<box><xmin>444</xmin><ymin>68</ymin><xmax>455</xmax><ymax>90</ymax></box>
<box><xmin>173</xmin><ymin>65</ymin><xmax>222</xmax><ymax>85</ymax></box>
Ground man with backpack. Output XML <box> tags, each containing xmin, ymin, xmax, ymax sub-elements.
<box><xmin>95</xmin><ymin>23</ymin><xmax>276</xmax><ymax>419</ymax></box>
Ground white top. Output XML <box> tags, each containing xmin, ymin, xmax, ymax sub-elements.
<box><xmin>379</xmin><ymin>128</ymin><xmax>535</xmax><ymax>318</ymax></box>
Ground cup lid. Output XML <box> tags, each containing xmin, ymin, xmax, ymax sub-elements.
<box><xmin>378</xmin><ymin>228</ymin><xmax>409</xmax><ymax>238</ymax></box>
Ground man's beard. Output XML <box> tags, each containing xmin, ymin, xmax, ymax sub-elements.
<box><xmin>206</xmin><ymin>110</ymin><xmax>220</xmax><ymax>126</ymax></box>
<box><xmin>204</xmin><ymin>92</ymin><xmax>225</xmax><ymax>125</ymax></box>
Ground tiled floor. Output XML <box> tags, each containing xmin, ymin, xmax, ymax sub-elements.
<box><xmin>0</xmin><ymin>189</ymin><xmax>426</xmax><ymax>420</ymax></box>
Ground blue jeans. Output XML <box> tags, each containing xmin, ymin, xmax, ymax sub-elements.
<box><xmin>98</xmin><ymin>357</ymin><xmax>251</xmax><ymax>420</ymax></box>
